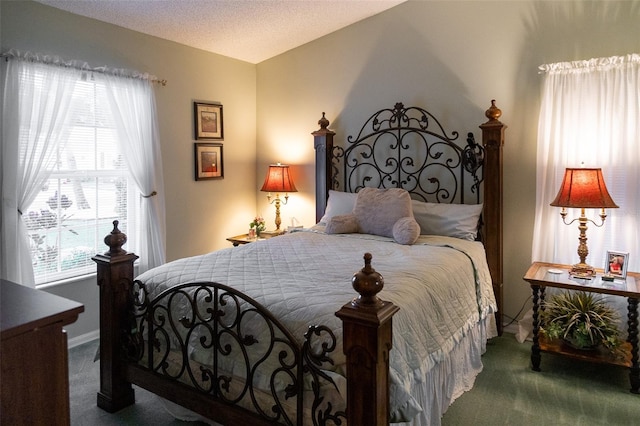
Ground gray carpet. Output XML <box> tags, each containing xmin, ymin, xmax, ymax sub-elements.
<box><xmin>69</xmin><ymin>335</ymin><xmax>640</xmax><ymax>425</ymax></box>
<box><xmin>441</xmin><ymin>336</ymin><xmax>639</xmax><ymax>425</ymax></box>
<box><xmin>68</xmin><ymin>340</ymin><xmax>207</xmax><ymax>426</ymax></box>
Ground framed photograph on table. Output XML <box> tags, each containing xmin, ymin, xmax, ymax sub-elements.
<box><xmin>194</xmin><ymin>143</ymin><xmax>223</xmax><ymax>180</ymax></box>
<box><xmin>604</xmin><ymin>250</ymin><xmax>629</xmax><ymax>279</ymax></box>
<box><xmin>194</xmin><ymin>102</ymin><xmax>223</xmax><ymax>140</ymax></box>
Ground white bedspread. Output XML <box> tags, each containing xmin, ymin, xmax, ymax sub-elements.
<box><xmin>136</xmin><ymin>230</ymin><xmax>497</xmax><ymax>423</ymax></box>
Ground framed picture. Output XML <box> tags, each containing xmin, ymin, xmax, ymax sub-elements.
<box><xmin>194</xmin><ymin>143</ymin><xmax>223</xmax><ymax>180</ymax></box>
<box><xmin>194</xmin><ymin>102</ymin><xmax>223</xmax><ymax>140</ymax></box>
<box><xmin>604</xmin><ymin>250</ymin><xmax>629</xmax><ymax>279</ymax></box>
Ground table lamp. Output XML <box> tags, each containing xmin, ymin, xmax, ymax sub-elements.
<box><xmin>261</xmin><ymin>163</ymin><xmax>297</xmax><ymax>233</ymax></box>
<box><xmin>550</xmin><ymin>167</ymin><xmax>618</xmax><ymax>277</ymax></box>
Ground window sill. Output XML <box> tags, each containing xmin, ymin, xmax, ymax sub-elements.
<box><xmin>35</xmin><ymin>262</ymin><xmax>139</xmax><ymax>290</ymax></box>
<box><xmin>36</xmin><ymin>272</ymin><xmax>97</xmax><ymax>290</ymax></box>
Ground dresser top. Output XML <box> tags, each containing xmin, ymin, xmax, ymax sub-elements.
<box><xmin>1</xmin><ymin>279</ymin><xmax>84</xmax><ymax>340</ymax></box>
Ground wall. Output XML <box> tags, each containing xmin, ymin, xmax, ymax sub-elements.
<box><xmin>1</xmin><ymin>1</ymin><xmax>257</xmax><ymax>340</ymax></box>
<box><xmin>256</xmin><ymin>0</ymin><xmax>640</xmax><ymax>328</ymax></box>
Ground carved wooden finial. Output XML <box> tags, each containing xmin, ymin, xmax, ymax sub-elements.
<box><xmin>351</xmin><ymin>253</ymin><xmax>384</xmax><ymax>307</ymax></box>
<box><xmin>485</xmin><ymin>99</ymin><xmax>502</xmax><ymax>121</ymax></box>
<box><xmin>318</xmin><ymin>112</ymin><xmax>329</xmax><ymax>130</ymax></box>
<box><xmin>103</xmin><ymin>220</ymin><xmax>127</xmax><ymax>256</ymax></box>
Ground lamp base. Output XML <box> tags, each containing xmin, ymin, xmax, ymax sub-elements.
<box><xmin>569</xmin><ymin>262</ymin><xmax>596</xmax><ymax>279</ymax></box>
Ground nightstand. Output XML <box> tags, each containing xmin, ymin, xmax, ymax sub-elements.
<box><xmin>523</xmin><ymin>261</ymin><xmax>640</xmax><ymax>393</ymax></box>
<box><xmin>226</xmin><ymin>232</ymin><xmax>277</xmax><ymax>246</ymax></box>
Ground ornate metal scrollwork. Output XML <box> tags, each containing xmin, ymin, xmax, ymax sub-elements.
<box><xmin>303</xmin><ymin>325</ymin><xmax>346</xmax><ymax>426</ymax></box>
<box><xmin>331</xmin><ymin>146</ymin><xmax>345</xmax><ymax>191</ymax></box>
<box><xmin>462</xmin><ymin>132</ymin><xmax>485</xmax><ymax>195</ymax></box>
<box><xmin>124</xmin><ymin>279</ymin><xmax>149</xmax><ymax>362</ymax></box>
<box><xmin>122</xmin><ymin>281</ymin><xmax>343</xmax><ymax>425</ymax></box>
<box><xmin>331</xmin><ymin>102</ymin><xmax>484</xmax><ymax>205</ymax></box>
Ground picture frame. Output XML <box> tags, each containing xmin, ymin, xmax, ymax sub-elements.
<box><xmin>194</xmin><ymin>102</ymin><xmax>223</xmax><ymax>140</ymax></box>
<box><xmin>604</xmin><ymin>250</ymin><xmax>629</xmax><ymax>279</ymax></box>
<box><xmin>194</xmin><ymin>143</ymin><xmax>223</xmax><ymax>180</ymax></box>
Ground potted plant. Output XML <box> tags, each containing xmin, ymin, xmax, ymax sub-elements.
<box><xmin>541</xmin><ymin>290</ymin><xmax>623</xmax><ymax>355</ymax></box>
<box><xmin>249</xmin><ymin>216</ymin><xmax>266</xmax><ymax>237</ymax></box>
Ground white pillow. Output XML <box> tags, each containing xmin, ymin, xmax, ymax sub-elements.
<box><xmin>318</xmin><ymin>190</ymin><xmax>357</xmax><ymax>225</ymax></box>
<box><xmin>411</xmin><ymin>200</ymin><xmax>483</xmax><ymax>241</ymax></box>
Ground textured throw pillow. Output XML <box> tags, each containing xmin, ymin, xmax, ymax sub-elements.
<box><xmin>411</xmin><ymin>200</ymin><xmax>483</xmax><ymax>241</ymax></box>
<box><xmin>392</xmin><ymin>217</ymin><xmax>421</xmax><ymax>245</ymax></box>
<box><xmin>354</xmin><ymin>187</ymin><xmax>413</xmax><ymax>238</ymax></box>
<box><xmin>325</xmin><ymin>214</ymin><xmax>359</xmax><ymax>234</ymax></box>
<box><xmin>318</xmin><ymin>190</ymin><xmax>358</xmax><ymax>225</ymax></box>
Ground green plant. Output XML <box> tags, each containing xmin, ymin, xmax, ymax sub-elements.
<box><xmin>541</xmin><ymin>291</ymin><xmax>622</xmax><ymax>355</ymax></box>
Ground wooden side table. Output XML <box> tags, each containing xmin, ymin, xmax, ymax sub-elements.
<box><xmin>1</xmin><ymin>279</ymin><xmax>85</xmax><ymax>425</ymax></box>
<box><xmin>523</xmin><ymin>262</ymin><xmax>640</xmax><ymax>393</ymax></box>
<box><xmin>226</xmin><ymin>231</ymin><xmax>282</xmax><ymax>246</ymax></box>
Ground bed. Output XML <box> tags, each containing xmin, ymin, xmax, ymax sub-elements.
<box><xmin>93</xmin><ymin>101</ymin><xmax>506</xmax><ymax>426</ymax></box>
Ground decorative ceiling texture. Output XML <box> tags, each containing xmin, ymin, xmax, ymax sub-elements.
<box><xmin>36</xmin><ymin>0</ymin><xmax>406</xmax><ymax>64</ymax></box>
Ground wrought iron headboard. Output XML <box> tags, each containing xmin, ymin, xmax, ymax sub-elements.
<box><xmin>330</xmin><ymin>102</ymin><xmax>485</xmax><ymax>205</ymax></box>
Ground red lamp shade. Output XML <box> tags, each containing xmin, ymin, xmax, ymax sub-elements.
<box><xmin>261</xmin><ymin>164</ymin><xmax>297</xmax><ymax>193</ymax></box>
<box><xmin>550</xmin><ymin>168</ymin><xmax>618</xmax><ymax>209</ymax></box>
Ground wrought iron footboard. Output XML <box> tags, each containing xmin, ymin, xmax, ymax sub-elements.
<box><xmin>123</xmin><ymin>280</ymin><xmax>346</xmax><ymax>426</ymax></box>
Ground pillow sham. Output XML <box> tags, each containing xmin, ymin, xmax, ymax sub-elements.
<box><xmin>318</xmin><ymin>190</ymin><xmax>357</xmax><ymax>225</ymax></box>
<box><xmin>411</xmin><ymin>200</ymin><xmax>483</xmax><ymax>241</ymax></box>
<box><xmin>354</xmin><ymin>188</ymin><xmax>413</xmax><ymax>239</ymax></box>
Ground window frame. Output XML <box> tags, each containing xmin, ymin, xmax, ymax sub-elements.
<box><xmin>24</xmin><ymin>76</ymin><xmax>139</xmax><ymax>286</ymax></box>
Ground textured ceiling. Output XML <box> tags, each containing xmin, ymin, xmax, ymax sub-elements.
<box><xmin>35</xmin><ymin>0</ymin><xmax>406</xmax><ymax>64</ymax></box>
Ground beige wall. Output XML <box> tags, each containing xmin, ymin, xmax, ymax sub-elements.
<box><xmin>1</xmin><ymin>1</ymin><xmax>257</xmax><ymax>339</ymax></box>
<box><xmin>256</xmin><ymin>0</ymin><xmax>640</xmax><ymax>327</ymax></box>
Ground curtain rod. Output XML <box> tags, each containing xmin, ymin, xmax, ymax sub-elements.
<box><xmin>539</xmin><ymin>53</ymin><xmax>640</xmax><ymax>74</ymax></box>
<box><xmin>1</xmin><ymin>49</ymin><xmax>167</xmax><ymax>86</ymax></box>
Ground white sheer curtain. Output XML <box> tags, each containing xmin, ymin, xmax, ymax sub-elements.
<box><xmin>1</xmin><ymin>51</ymin><xmax>166</xmax><ymax>285</ymax></box>
<box><xmin>532</xmin><ymin>54</ymin><xmax>640</xmax><ymax>272</ymax></box>
<box><xmin>102</xmin><ymin>73</ymin><xmax>166</xmax><ymax>273</ymax></box>
<box><xmin>1</xmin><ymin>55</ymin><xmax>80</xmax><ymax>286</ymax></box>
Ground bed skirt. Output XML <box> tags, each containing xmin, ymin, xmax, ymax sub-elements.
<box><xmin>394</xmin><ymin>314</ymin><xmax>497</xmax><ymax>426</ymax></box>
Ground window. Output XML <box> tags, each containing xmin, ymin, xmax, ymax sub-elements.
<box><xmin>24</xmin><ymin>76</ymin><xmax>139</xmax><ymax>285</ymax></box>
<box><xmin>3</xmin><ymin>53</ymin><xmax>164</xmax><ymax>287</ymax></box>
<box><xmin>533</xmin><ymin>54</ymin><xmax>640</xmax><ymax>271</ymax></box>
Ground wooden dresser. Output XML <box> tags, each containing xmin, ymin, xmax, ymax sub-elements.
<box><xmin>1</xmin><ymin>279</ymin><xmax>84</xmax><ymax>425</ymax></box>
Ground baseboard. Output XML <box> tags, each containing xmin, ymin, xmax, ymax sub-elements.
<box><xmin>68</xmin><ymin>329</ymin><xmax>99</xmax><ymax>349</ymax></box>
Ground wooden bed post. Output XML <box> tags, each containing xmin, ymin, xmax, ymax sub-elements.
<box><xmin>479</xmin><ymin>100</ymin><xmax>506</xmax><ymax>335</ymax></box>
<box><xmin>312</xmin><ymin>112</ymin><xmax>335</xmax><ymax>223</ymax></box>
<box><xmin>336</xmin><ymin>253</ymin><xmax>399</xmax><ymax>426</ymax></box>
<box><xmin>92</xmin><ymin>221</ymin><xmax>138</xmax><ymax>412</ymax></box>
<box><xmin>316</xmin><ymin>113</ymin><xmax>399</xmax><ymax>425</ymax></box>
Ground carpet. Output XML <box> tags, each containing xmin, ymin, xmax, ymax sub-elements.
<box><xmin>68</xmin><ymin>335</ymin><xmax>640</xmax><ymax>425</ymax></box>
